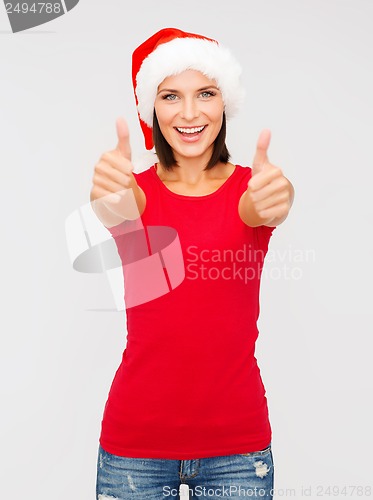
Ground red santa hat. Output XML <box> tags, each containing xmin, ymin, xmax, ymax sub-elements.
<box><xmin>132</xmin><ymin>27</ymin><xmax>245</xmax><ymax>150</ymax></box>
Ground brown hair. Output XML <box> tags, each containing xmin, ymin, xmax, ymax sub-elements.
<box><xmin>152</xmin><ymin>111</ymin><xmax>230</xmax><ymax>171</ymax></box>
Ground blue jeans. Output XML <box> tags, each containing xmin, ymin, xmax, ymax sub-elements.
<box><xmin>96</xmin><ymin>442</ymin><xmax>274</xmax><ymax>499</ymax></box>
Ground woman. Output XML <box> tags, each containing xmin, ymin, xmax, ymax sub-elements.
<box><xmin>91</xmin><ymin>27</ymin><xmax>294</xmax><ymax>500</ymax></box>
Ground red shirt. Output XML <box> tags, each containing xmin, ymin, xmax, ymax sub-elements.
<box><xmin>99</xmin><ymin>164</ymin><xmax>276</xmax><ymax>459</ymax></box>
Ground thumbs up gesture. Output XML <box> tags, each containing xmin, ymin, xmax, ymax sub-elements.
<box><xmin>90</xmin><ymin>118</ymin><xmax>146</xmax><ymax>223</ymax></box>
<box><xmin>246</xmin><ymin>129</ymin><xmax>293</xmax><ymax>225</ymax></box>
<box><xmin>91</xmin><ymin>118</ymin><xmax>135</xmax><ymax>203</ymax></box>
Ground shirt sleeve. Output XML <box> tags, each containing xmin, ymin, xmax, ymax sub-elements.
<box><xmin>254</xmin><ymin>224</ymin><xmax>276</xmax><ymax>252</ymax></box>
<box><xmin>106</xmin><ymin>221</ymin><xmax>128</xmax><ymax>239</ymax></box>
<box><xmin>238</xmin><ymin>165</ymin><xmax>277</xmax><ymax>248</ymax></box>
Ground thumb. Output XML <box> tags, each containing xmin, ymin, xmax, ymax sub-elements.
<box><xmin>251</xmin><ymin>128</ymin><xmax>271</xmax><ymax>176</ymax></box>
<box><xmin>115</xmin><ymin>117</ymin><xmax>132</xmax><ymax>160</ymax></box>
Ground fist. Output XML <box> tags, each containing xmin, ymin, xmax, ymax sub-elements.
<box><xmin>90</xmin><ymin>117</ymin><xmax>136</xmax><ymax>210</ymax></box>
<box><xmin>248</xmin><ymin>129</ymin><xmax>292</xmax><ymax>221</ymax></box>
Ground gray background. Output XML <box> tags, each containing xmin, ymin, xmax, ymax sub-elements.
<box><xmin>1</xmin><ymin>0</ymin><xmax>372</xmax><ymax>498</ymax></box>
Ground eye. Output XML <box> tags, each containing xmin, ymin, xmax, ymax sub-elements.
<box><xmin>199</xmin><ymin>91</ymin><xmax>216</xmax><ymax>98</ymax></box>
<box><xmin>162</xmin><ymin>94</ymin><xmax>178</xmax><ymax>101</ymax></box>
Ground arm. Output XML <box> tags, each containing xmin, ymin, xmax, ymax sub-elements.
<box><xmin>91</xmin><ymin>184</ymin><xmax>146</xmax><ymax>229</ymax></box>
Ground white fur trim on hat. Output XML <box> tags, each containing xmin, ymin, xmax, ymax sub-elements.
<box><xmin>135</xmin><ymin>37</ymin><xmax>245</xmax><ymax>127</ymax></box>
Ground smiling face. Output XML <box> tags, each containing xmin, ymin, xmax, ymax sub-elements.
<box><xmin>154</xmin><ymin>69</ymin><xmax>225</xmax><ymax>165</ymax></box>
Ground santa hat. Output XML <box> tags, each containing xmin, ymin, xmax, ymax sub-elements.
<box><xmin>132</xmin><ymin>27</ymin><xmax>245</xmax><ymax>150</ymax></box>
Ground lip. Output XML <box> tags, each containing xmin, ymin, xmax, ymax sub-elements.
<box><xmin>174</xmin><ymin>125</ymin><xmax>208</xmax><ymax>143</ymax></box>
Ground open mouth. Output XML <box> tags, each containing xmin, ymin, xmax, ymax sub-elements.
<box><xmin>175</xmin><ymin>125</ymin><xmax>207</xmax><ymax>135</ymax></box>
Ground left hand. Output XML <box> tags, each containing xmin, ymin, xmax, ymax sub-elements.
<box><xmin>248</xmin><ymin>129</ymin><xmax>292</xmax><ymax>221</ymax></box>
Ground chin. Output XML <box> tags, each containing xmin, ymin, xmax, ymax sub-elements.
<box><xmin>174</xmin><ymin>142</ymin><xmax>214</xmax><ymax>159</ymax></box>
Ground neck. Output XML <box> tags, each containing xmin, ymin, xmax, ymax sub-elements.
<box><xmin>161</xmin><ymin>147</ymin><xmax>216</xmax><ymax>182</ymax></box>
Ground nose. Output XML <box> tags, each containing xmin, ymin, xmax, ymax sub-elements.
<box><xmin>180</xmin><ymin>96</ymin><xmax>200</xmax><ymax>121</ymax></box>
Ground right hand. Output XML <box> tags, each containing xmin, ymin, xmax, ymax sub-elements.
<box><xmin>90</xmin><ymin>118</ymin><xmax>138</xmax><ymax>216</ymax></box>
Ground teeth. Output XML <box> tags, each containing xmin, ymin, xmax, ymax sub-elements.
<box><xmin>176</xmin><ymin>126</ymin><xmax>205</xmax><ymax>134</ymax></box>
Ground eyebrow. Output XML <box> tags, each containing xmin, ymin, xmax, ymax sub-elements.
<box><xmin>157</xmin><ymin>85</ymin><xmax>220</xmax><ymax>95</ymax></box>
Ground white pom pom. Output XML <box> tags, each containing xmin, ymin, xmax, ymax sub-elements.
<box><xmin>132</xmin><ymin>151</ymin><xmax>159</xmax><ymax>173</ymax></box>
